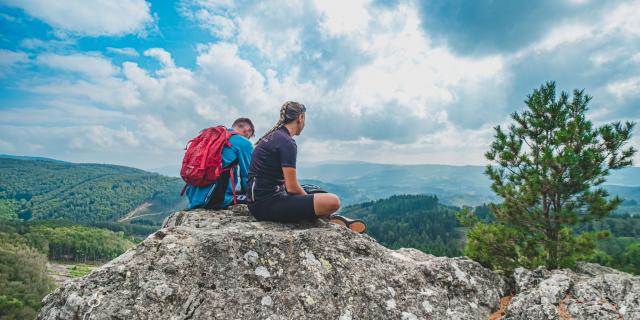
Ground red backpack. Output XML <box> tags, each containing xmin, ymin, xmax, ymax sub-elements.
<box><xmin>180</xmin><ymin>126</ymin><xmax>237</xmax><ymax>196</ymax></box>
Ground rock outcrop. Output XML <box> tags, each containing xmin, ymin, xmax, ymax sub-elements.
<box><xmin>504</xmin><ymin>263</ymin><xmax>640</xmax><ymax>320</ymax></box>
<box><xmin>37</xmin><ymin>205</ymin><xmax>640</xmax><ymax>320</ymax></box>
<box><xmin>38</xmin><ymin>205</ymin><xmax>510</xmax><ymax>320</ymax></box>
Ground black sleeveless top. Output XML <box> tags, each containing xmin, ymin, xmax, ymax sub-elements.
<box><xmin>248</xmin><ymin>126</ymin><xmax>297</xmax><ymax>199</ymax></box>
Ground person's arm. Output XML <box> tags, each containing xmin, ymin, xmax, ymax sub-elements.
<box><xmin>279</xmin><ymin>139</ymin><xmax>306</xmax><ymax>195</ymax></box>
<box><xmin>236</xmin><ymin>139</ymin><xmax>253</xmax><ymax>192</ymax></box>
<box><xmin>282</xmin><ymin>167</ymin><xmax>306</xmax><ymax>195</ymax></box>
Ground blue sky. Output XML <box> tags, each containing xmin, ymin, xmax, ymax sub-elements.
<box><xmin>0</xmin><ymin>0</ymin><xmax>638</xmax><ymax>170</ymax></box>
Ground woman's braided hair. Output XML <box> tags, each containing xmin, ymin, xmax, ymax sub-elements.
<box><xmin>255</xmin><ymin>101</ymin><xmax>306</xmax><ymax>146</ymax></box>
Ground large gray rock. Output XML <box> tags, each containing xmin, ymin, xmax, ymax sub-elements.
<box><xmin>38</xmin><ymin>205</ymin><xmax>510</xmax><ymax>320</ymax></box>
<box><xmin>504</xmin><ymin>263</ymin><xmax>640</xmax><ymax>320</ymax></box>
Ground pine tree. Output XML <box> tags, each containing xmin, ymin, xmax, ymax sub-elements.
<box><xmin>467</xmin><ymin>82</ymin><xmax>636</xmax><ymax>270</ymax></box>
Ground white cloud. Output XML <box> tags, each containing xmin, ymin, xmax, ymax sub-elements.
<box><xmin>36</xmin><ymin>53</ymin><xmax>118</xmax><ymax>77</ymax></box>
<box><xmin>2</xmin><ymin>0</ymin><xmax>512</xmax><ymax>167</ymax></box>
<box><xmin>195</xmin><ymin>9</ymin><xmax>236</xmax><ymax>39</ymax></box>
<box><xmin>20</xmin><ymin>38</ymin><xmax>76</xmax><ymax>50</ymax></box>
<box><xmin>0</xmin><ymin>49</ymin><xmax>28</xmax><ymax>76</ymax></box>
<box><xmin>138</xmin><ymin>115</ymin><xmax>181</xmax><ymax>149</ymax></box>
<box><xmin>196</xmin><ymin>42</ymin><xmax>269</xmax><ymax>111</ymax></box>
<box><xmin>566</xmin><ymin>0</ymin><xmax>590</xmax><ymax>5</ymax></box>
<box><xmin>234</xmin><ymin>2</ymin><xmax>304</xmax><ymax>62</ymax></box>
<box><xmin>298</xmin><ymin>123</ymin><xmax>496</xmax><ymax>165</ymax></box>
<box><xmin>107</xmin><ymin>47</ymin><xmax>139</xmax><ymax>57</ymax></box>
<box><xmin>31</xmin><ymin>78</ymin><xmax>141</xmax><ymax>109</ymax></box>
<box><xmin>604</xmin><ymin>0</ymin><xmax>640</xmax><ymax>37</ymax></box>
<box><xmin>1</xmin><ymin>0</ymin><xmax>153</xmax><ymax>37</ymax></box>
<box><xmin>0</xmin><ymin>125</ymin><xmax>139</xmax><ymax>156</ymax></box>
<box><xmin>530</xmin><ymin>24</ymin><xmax>593</xmax><ymax>52</ymax></box>
<box><xmin>313</xmin><ymin>0</ymin><xmax>372</xmax><ymax>37</ymax></box>
<box><xmin>518</xmin><ymin>1</ymin><xmax>638</xmax><ymax>60</ymax></box>
<box><xmin>0</xmin><ymin>103</ymin><xmax>133</xmax><ymax>127</ymax></box>
<box><xmin>0</xmin><ymin>12</ymin><xmax>17</xmax><ymax>21</ymax></box>
<box><xmin>607</xmin><ymin>77</ymin><xmax>640</xmax><ymax>100</ymax></box>
<box><xmin>8</xmin><ymin>0</ymin><xmax>638</xmax><ymax>169</ymax></box>
<box><xmin>179</xmin><ymin>0</ymin><xmax>237</xmax><ymax>39</ymax></box>
<box><xmin>144</xmin><ymin>48</ymin><xmax>175</xmax><ymax>68</ymax></box>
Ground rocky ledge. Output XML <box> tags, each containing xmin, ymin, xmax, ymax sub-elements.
<box><xmin>38</xmin><ymin>205</ymin><xmax>509</xmax><ymax>320</ymax></box>
<box><xmin>37</xmin><ymin>205</ymin><xmax>640</xmax><ymax>320</ymax></box>
<box><xmin>504</xmin><ymin>263</ymin><xmax>640</xmax><ymax>319</ymax></box>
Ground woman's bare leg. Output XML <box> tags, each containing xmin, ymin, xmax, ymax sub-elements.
<box><xmin>313</xmin><ymin>193</ymin><xmax>340</xmax><ymax>218</ymax></box>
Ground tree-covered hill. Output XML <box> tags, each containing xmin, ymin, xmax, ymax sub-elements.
<box><xmin>0</xmin><ymin>158</ymin><xmax>185</xmax><ymax>223</ymax></box>
<box><xmin>340</xmin><ymin>194</ymin><xmax>463</xmax><ymax>257</ymax></box>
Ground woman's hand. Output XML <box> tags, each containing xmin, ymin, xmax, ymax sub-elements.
<box><xmin>282</xmin><ymin>167</ymin><xmax>307</xmax><ymax>195</ymax></box>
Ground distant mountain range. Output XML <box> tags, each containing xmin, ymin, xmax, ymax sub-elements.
<box><xmin>2</xmin><ymin>154</ymin><xmax>638</xmax><ymax>216</ymax></box>
<box><xmin>298</xmin><ymin>162</ymin><xmax>640</xmax><ymax>210</ymax></box>
<box><xmin>0</xmin><ymin>154</ymin><xmax>68</xmax><ymax>163</ymax></box>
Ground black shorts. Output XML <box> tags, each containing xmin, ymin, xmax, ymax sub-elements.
<box><xmin>248</xmin><ymin>191</ymin><xmax>316</xmax><ymax>222</ymax></box>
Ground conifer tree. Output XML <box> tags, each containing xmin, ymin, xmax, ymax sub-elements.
<box><xmin>465</xmin><ymin>82</ymin><xmax>636</xmax><ymax>270</ymax></box>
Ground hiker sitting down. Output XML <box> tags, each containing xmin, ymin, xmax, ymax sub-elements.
<box><xmin>184</xmin><ymin>118</ymin><xmax>255</xmax><ymax>209</ymax></box>
<box><xmin>246</xmin><ymin>101</ymin><xmax>365</xmax><ymax>233</ymax></box>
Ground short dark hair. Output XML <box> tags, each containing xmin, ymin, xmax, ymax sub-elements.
<box><xmin>232</xmin><ymin>117</ymin><xmax>255</xmax><ymax>138</ymax></box>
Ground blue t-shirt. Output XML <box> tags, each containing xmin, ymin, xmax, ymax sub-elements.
<box><xmin>248</xmin><ymin>126</ymin><xmax>297</xmax><ymax>198</ymax></box>
<box><xmin>221</xmin><ymin>129</ymin><xmax>254</xmax><ymax>207</ymax></box>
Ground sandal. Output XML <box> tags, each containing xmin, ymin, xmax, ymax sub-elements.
<box><xmin>328</xmin><ymin>215</ymin><xmax>366</xmax><ymax>234</ymax></box>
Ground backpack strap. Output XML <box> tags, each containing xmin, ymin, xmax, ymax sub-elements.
<box><xmin>229</xmin><ymin>163</ymin><xmax>238</xmax><ymax>205</ymax></box>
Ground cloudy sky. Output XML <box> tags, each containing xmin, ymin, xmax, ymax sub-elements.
<box><xmin>0</xmin><ymin>0</ymin><xmax>638</xmax><ymax>170</ymax></box>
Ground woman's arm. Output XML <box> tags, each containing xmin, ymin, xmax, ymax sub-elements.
<box><xmin>282</xmin><ymin>167</ymin><xmax>307</xmax><ymax>195</ymax></box>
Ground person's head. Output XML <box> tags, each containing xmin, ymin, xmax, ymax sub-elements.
<box><xmin>256</xmin><ymin>101</ymin><xmax>306</xmax><ymax>145</ymax></box>
<box><xmin>232</xmin><ymin>117</ymin><xmax>255</xmax><ymax>139</ymax></box>
<box><xmin>280</xmin><ymin>101</ymin><xmax>306</xmax><ymax>135</ymax></box>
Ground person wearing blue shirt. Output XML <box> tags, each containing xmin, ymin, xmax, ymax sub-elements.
<box><xmin>186</xmin><ymin>118</ymin><xmax>255</xmax><ymax>209</ymax></box>
<box><xmin>220</xmin><ymin>118</ymin><xmax>254</xmax><ymax>207</ymax></box>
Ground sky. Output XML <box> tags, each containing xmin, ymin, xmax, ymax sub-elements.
<box><xmin>0</xmin><ymin>0</ymin><xmax>639</xmax><ymax>170</ymax></box>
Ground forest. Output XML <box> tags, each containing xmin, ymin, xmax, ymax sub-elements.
<box><xmin>0</xmin><ymin>218</ymin><xmax>136</xmax><ymax>319</ymax></box>
<box><xmin>0</xmin><ymin>158</ymin><xmax>184</xmax><ymax>223</ymax></box>
<box><xmin>341</xmin><ymin>194</ymin><xmax>463</xmax><ymax>257</ymax></box>
<box><xmin>342</xmin><ymin>194</ymin><xmax>640</xmax><ymax>274</ymax></box>
<box><xmin>0</xmin><ymin>157</ymin><xmax>177</xmax><ymax>319</ymax></box>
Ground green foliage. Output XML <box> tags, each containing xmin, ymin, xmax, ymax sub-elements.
<box><xmin>2</xmin><ymin>220</ymin><xmax>135</xmax><ymax>262</ymax></box>
<box><xmin>0</xmin><ymin>158</ymin><xmax>184</xmax><ymax>223</ymax></box>
<box><xmin>0</xmin><ymin>218</ymin><xmax>136</xmax><ymax>317</ymax></box>
<box><xmin>588</xmin><ymin>236</ymin><xmax>640</xmax><ymax>274</ymax></box>
<box><xmin>67</xmin><ymin>264</ymin><xmax>94</xmax><ymax>278</ymax></box>
<box><xmin>25</xmin><ymin>225</ymin><xmax>134</xmax><ymax>262</ymax></box>
<box><xmin>622</xmin><ymin>242</ymin><xmax>640</xmax><ymax>273</ymax></box>
<box><xmin>342</xmin><ymin>195</ymin><xmax>462</xmax><ymax>257</ymax></box>
<box><xmin>571</xmin><ymin>213</ymin><xmax>640</xmax><ymax>274</ymax></box>
<box><xmin>0</xmin><ymin>200</ymin><xmax>18</xmax><ymax>221</ymax></box>
<box><xmin>461</xmin><ymin>220</ymin><xmax>521</xmax><ymax>273</ymax></box>
<box><xmin>575</xmin><ymin>213</ymin><xmax>640</xmax><ymax>237</ymax></box>
<box><xmin>480</xmin><ymin>82</ymin><xmax>636</xmax><ymax>271</ymax></box>
<box><xmin>0</xmin><ymin>241</ymin><xmax>54</xmax><ymax>319</ymax></box>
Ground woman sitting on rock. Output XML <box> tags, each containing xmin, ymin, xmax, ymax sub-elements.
<box><xmin>246</xmin><ymin>101</ymin><xmax>365</xmax><ymax>233</ymax></box>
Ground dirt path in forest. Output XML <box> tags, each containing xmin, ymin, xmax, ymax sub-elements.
<box><xmin>119</xmin><ymin>202</ymin><xmax>152</xmax><ymax>222</ymax></box>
